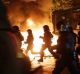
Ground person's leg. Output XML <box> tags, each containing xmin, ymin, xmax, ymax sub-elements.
<box><xmin>38</xmin><ymin>44</ymin><xmax>46</xmax><ymax>62</ymax></box>
<box><xmin>48</xmin><ymin>46</ymin><xmax>60</xmax><ymax>59</ymax></box>
<box><xmin>29</xmin><ymin>44</ymin><xmax>34</xmax><ymax>54</ymax></box>
<box><xmin>26</xmin><ymin>46</ymin><xmax>29</xmax><ymax>54</ymax></box>
<box><xmin>52</xmin><ymin>58</ymin><xmax>66</xmax><ymax>74</ymax></box>
<box><xmin>67</xmin><ymin>60</ymin><xmax>80</xmax><ymax>74</ymax></box>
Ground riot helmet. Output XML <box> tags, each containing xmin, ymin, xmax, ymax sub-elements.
<box><xmin>57</xmin><ymin>21</ymin><xmax>69</xmax><ymax>32</ymax></box>
<box><xmin>27</xmin><ymin>29</ymin><xmax>32</xmax><ymax>33</ymax></box>
<box><xmin>12</xmin><ymin>26</ymin><xmax>20</xmax><ymax>31</ymax></box>
<box><xmin>43</xmin><ymin>25</ymin><xmax>49</xmax><ymax>31</ymax></box>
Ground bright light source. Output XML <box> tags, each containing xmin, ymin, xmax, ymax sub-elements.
<box><xmin>27</xmin><ymin>19</ymin><xmax>34</xmax><ymax>26</ymax></box>
<box><xmin>21</xmin><ymin>20</ymin><xmax>58</xmax><ymax>61</ymax></box>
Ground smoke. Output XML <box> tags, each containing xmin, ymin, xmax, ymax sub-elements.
<box><xmin>7</xmin><ymin>0</ymin><xmax>53</xmax><ymax>31</ymax></box>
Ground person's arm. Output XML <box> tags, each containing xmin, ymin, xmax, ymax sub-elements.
<box><xmin>24</xmin><ymin>39</ymin><xmax>27</xmax><ymax>44</ymax></box>
<box><xmin>18</xmin><ymin>32</ymin><xmax>24</xmax><ymax>41</ymax></box>
<box><xmin>39</xmin><ymin>36</ymin><xmax>43</xmax><ymax>39</ymax></box>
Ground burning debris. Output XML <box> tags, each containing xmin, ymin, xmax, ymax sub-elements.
<box><xmin>6</xmin><ymin>0</ymin><xmax>53</xmax><ymax>31</ymax></box>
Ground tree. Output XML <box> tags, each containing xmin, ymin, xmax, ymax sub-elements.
<box><xmin>52</xmin><ymin>0</ymin><xmax>73</xmax><ymax>11</ymax></box>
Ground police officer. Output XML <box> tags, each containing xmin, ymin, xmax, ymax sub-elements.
<box><xmin>52</xmin><ymin>22</ymin><xmax>80</xmax><ymax>74</ymax></box>
<box><xmin>12</xmin><ymin>26</ymin><xmax>24</xmax><ymax>50</ymax></box>
<box><xmin>38</xmin><ymin>25</ymin><xmax>53</xmax><ymax>62</ymax></box>
<box><xmin>25</xmin><ymin>29</ymin><xmax>34</xmax><ymax>54</ymax></box>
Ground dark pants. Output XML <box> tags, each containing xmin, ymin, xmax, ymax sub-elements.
<box><xmin>52</xmin><ymin>55</ymin><xmax>79</xmax><ymax>74</ymax></box>
<box><xmin>26</xmin><ymin>43</ymin><xmax>33</xmax><ymax>54</ymax></box>
<box><xmin>39</xmin><ymin>44</ymin><xmax>51</xmax><ymax>61</ymax></box>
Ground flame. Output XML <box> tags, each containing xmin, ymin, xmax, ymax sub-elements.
<box><xmin>21</xmin><ymin>18</ymin><xmax>58</xmax><ymax>60</ymax></box>
<box><xmin>27</xmin><ymin>19</ymin><xmax>34</xmax><ymax>27</ymax></box>
<box><xmin>51</xmin><ymin>34</ymin><xmax>58</xmax><ymax>46</ymax></box>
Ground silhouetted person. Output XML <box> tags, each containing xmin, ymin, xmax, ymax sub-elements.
<box><xmin>38</xmin><ymin>25</ymin><xmax>53</xmax><ymax>62</ymax></box>
<box><xmin>68</xmin><ymin>27</ymin><xmax>80</xmax><ymax>66</ymax></box>
<box><xmin>12</xmin><ymin>26</ymin><xmax>24</xmax><ymax>50</ymax></box>
<box><xmin>12</xmin><ymin>26</ymin><xmax>31</xmax><ymax>74</ymax></box>
<box><xmin>52</xmin><ymin>23</ymin><xmax>80</xmax><ymax>74</ymax></box>
<box><xmin>0</xmin><ymin>0</ymin><xmax>19</xmax><ymax>74</ymax></box>
<box><xmin>68</xmin><ymin>27</ymin><xmax>77</xmax><ymax>48</ymax></box>
<box><xmin>25</xmin><ymin>29</ymin><xmax>34</xmax><ymax>54</ymax></box>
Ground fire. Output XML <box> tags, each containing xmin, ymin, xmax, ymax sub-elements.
<box><xmin>51</xmin><ymin>34</ymin><xmax>58</xmax><ymax>46</ymax></box>
<box><xmin>21</xmin><ymin>29</ymin><xmax>44</xmax><ymax>60</ymax></box>
<box><xmin>21</xmin><ymin>18</ymin><xmax>58</xmax><ymax>61</ymax></box>
<box><xmin>27</xmin><ymin>19</ymin><xmax>34</xmax><ymax>27</ymax></box>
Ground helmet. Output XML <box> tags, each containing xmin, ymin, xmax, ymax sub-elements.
<box><xmin>57</xmin><ymin>21</ymin><xmax>69</xmax><ymax>31</ymax></box>
<box><xmin>43</xmin><ymin>25</ymin><xmax>49</xmax><ymax>31</ymax></box>
<box><xmin>27</xmin><ymin>29</ymin><xmax>32</xmax><ymax>33</ymax></box>
<box><xmin>13</xmin><ymin>26</ymin><xmax>20</xmax><ymax>31</ymax></box>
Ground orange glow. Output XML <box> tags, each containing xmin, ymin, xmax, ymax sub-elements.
<box><xmin>21</xmin><ymin>31</ymin><xmax>58</xmax><ymax>60</ymax></box>
<box><xmin>28</xmin><ymin>51</ymin><xmax>34</xmax><ymax>61</ymax></box>
<box><xmin>27</xmin><ymin>19</ymin><xmax>34</xmax><ymax>27</ymax></box>
<box><xmin>21</xmin><ymin>18</ymin><xmax>58</xmax><ymax>60</ymax></box>
<box><xmin>51</xmin><ymin>34</ymin><xmax>58</xmax><ymax>46</ymax></box>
